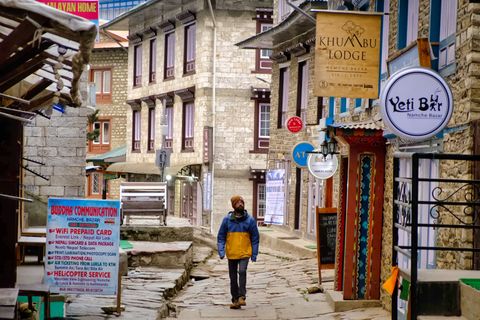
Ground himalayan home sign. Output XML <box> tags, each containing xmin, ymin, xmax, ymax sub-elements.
<box><xmin>314</xmin><ymin>10</ymin><xmax>382</xmax><ymax>99</ymax></box>
<box><xmin>380</xmin><ymin>67</ymin><xmax>453</xmax><ymax>141</ymax></box>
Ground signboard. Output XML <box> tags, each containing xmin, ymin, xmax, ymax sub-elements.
<box><xmin>37</xmin><ymin>0</ymin><xmax>99</xmax><ymax>21</ymax></box>
<box><xmin>308</xmin><ymin>153</ymin><xmax>339</xmax><ymax>180</ymax></box>
<box><xmin>45</xmin><ymin>198</ymin><xmax>121</xmax><ymax>295</ymax></box>
<box><xmin>380</xmin><ymin>67</ymin><xmax>453</xmax><ymax>141</ymax></box>
<box><xmin>264</xmin><ymin>169</ymin><xmax>285</xmax><ymax>225</ymax></box>
<box><xmin>292</xmin><ymin>141</ymin><xmax>315</xmax><ymax>168</ymax></box>
<box><xmin>286</xmin><ymin>116</ymin><xmax>303</xmax><ymax>133</ymax></box>
<box><xmin>316</xmin><ymin>209</ymin><xmax>337</xmax><ymax>265</ymax></box>
<box><xmin>314</xmin><ymin>10</ymin><xmax>382</xmax><ymax>98</ymax></box>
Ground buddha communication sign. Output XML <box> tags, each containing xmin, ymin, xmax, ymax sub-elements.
<box><xmin>314</xmin><ymin>10</ymin><xmax>382</xmax><ymax>99</ymax></box>
<box><xmin>45</xmin><ymin>198</ymin><xmax>121</xmax><ymax>295</ymax></box>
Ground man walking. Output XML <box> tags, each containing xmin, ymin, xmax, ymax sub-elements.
<box><xmin>217</xmin><ymin>195</ymin><xmax>260</xmax><ymax>309</ymax></box>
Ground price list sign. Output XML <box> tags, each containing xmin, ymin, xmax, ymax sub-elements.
<box><xmin>45</xmin><ymin>198</ymin><xmax>121</xmax><ymax>295</ymax></box>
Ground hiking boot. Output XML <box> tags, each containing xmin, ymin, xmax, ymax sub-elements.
<box><xmin>229</xmin><ymin>301</ymin><xmax>241</xmax><ymax>309</ymax></box>
<box><xmin>238</xmin><ymin>297</ymin><xmax>246</xmax><ymax>306</ymax></box>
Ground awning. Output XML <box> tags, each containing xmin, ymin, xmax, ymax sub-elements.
<box><xmin>106</xmin><ymin>162</ymin><xmax>160</xmax><ymax>175</ymax></box>
<box><xmin>236</xmin><ymin>1</ymin><xmax>318</xmax><ymax>50</ymax></box>
<box><xmin>330</xmin><ymin>119</ymin><xmax>383</xmax><ymax>131</ymax></box>
<box><xmin>87</xmin><ymin>145</ymin><xmax>127</xmax><ymax>163</ymax></box>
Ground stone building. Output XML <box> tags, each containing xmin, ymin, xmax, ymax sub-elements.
<box><xmin>102</xmin><ymin>0</ymin><xmax>273</xmax><ymax>230</ymax></box>
<box><xmin>241</xmin><ymin>0</ymin><xmax>480</xmax><ymax>317</ymax></box>
<box><xmin>86</xmin><ymin>29</ymin><xmax>129</xmax><ymax>200</ymax></box>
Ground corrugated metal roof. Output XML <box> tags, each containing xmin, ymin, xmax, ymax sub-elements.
<box><xmin>331</xmin><ymin>119</ymin><xmax>383</xmax><ymax>131</ymax></box>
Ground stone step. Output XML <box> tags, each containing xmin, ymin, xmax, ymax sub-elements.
<box><xmin>125</xmin><ymin>241</ymin><xmax>193</xmax><ymax>270</ymax></box>
<box><xmin>121</xmin><ymin>217</ymin><xmax>193</xmax><ymax>242</ymax></box>
<box><xmin>418</xmin><ymin>316</ymin><xmax>468</xmax><ymax>320</ymax></box>
<box><xmin>66</xmin><ymin>266</ymin><xmax>190</xmax><ymax>319</ymax></box>
<box><xmin>325</xmin><ymin>290</ymin><xmax>381</xmax><ymax>312</ymax></box>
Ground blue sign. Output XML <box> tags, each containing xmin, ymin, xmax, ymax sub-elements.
<box><xmin>292</xmin><ymin>142</ymin><xmax>315</xmax><ymax>168</ymax></box>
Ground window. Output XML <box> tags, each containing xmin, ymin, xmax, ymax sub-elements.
<box><xmin>165</xmin><ymin>104</ymin><xmax>173</xmax><ymax>149</ymax></box>
<box><xmin>439</xmin><ymin>0</ymin><xmax>457</xmax><ymax>72</ymax></box>
<box><xmin>398</xmin><ymin>0</ymin><xmax>419</xmax><ymax>49</ymax></box>
<box><xmin>278</xmin><ymin>67</ymin><xmax>289</xmax><ymax>128</ymax></box>
<box><xmin>165</xmin><ymin>31</ymin><xmax>175</xmax><ymax>79</ymax></box>
<box><xmin>378</xmin><ymin>0</ymin><xmax>390</xmax><ymax>85</ymax></box>
<box><xmin>91</xmin><ymin>173</ymin><xmax>100</xmax><ymax>195</ymax></box>
<box><xmin>90</xmin><ymin>69</ymin><xmax>112</xmax><ymax>103</ymax></box>
<box><xmin>297</xmin><ymin>61</ymin><xmax>308</xmax><ymax>126</ymax></box>
<box><xmin>256</xmin><ymin>22</ymin><xmax>273</xmax><ymax>72</ymax></box>
<box><xmin>134</xmin><ymin>44</ymin><xmax>142</xmax><ymax>86</ymax></box>
<box><xmin>89</xmin><ymin>119</ymin><xmax>110</xmax><ymax>153</ymax></box>
<box><xmin>132</xmin><ymin>109</ymin><xmax>141</xmax><ymax>151</ymax></box>
<box><xmin>184</xmin><ymin>23</ymin><xmax>196</xmax><ymax>74</ymax></box>
<box><xmin>149</xmin><ymin>38</ymin><xmax>156</xmax><ymax>83</ymax></box>
<box><xmin>256</xmin><ymin>102</ymin><xmax>270</xmax><ymax>150</ymax></box>
<box><xmin>182</xmin><ymin>102</ymin><xmax>194</xmax><ymax>150</ymax></box>
<box><xmin>257</xmin><ymin>183</ymin><xmax>266</xmax><ymax>219</ymax></box>
<box><xmin>148</xmin><ymin>108</ymin><xmax>155</xmax><ymax>151</ymax></box>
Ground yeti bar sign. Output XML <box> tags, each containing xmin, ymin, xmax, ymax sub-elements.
<box><xmin>380</xmin><ymin>67</ymin><xmax>453</xmax><ymax>141</ymax></box>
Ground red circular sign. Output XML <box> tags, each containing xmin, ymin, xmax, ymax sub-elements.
<box><xmin>286</xmin><ymin>116</ymin><xmax>303</xmax><ymax>133</ymax></box>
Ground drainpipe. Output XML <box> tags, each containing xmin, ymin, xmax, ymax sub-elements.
<box><xmin>207</xmin><ymin>0</ymin><xmax>217</xmax><ymax>235</ymax></box>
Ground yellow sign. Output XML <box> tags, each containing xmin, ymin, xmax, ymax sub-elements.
<box><xmin>314</xmin><ymin>11</ymin><xmax>382</xmax><ymax>99</ymax></box>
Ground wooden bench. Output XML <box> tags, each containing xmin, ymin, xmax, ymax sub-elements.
<box><xmin>18</xmin><ymin>284</ymin><xmax>50</xmax><ymax>320</ymax></box>
<box><xmin>0</xmin><ymin>288</ymin><xmax>18</xmax><ymax>320</ymax></box>
<box><xmin>17</xmin><ymin>236</ymin><xmax>46</xmax><ymax>264</ymax></box>
<box><xmin>120</xmin><ymin>182</ymin><xmax>167</xmax><ymax>226</ymax></box>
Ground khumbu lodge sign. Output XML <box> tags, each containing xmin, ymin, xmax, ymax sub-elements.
<box><xmin>314</xmin><ymin>10</ymin><xmax>382</xmax><ymax>99</ymax></box>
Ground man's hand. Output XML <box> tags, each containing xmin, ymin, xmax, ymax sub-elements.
<box><xmin>220</xmin><ymin>255</ymin><xmax>225</xmax><ymax>260</ymax></box>
<box><xmin>251</xmin><ymin>256</ymin><xmax>257</xmax><ymax>262</ymax></box>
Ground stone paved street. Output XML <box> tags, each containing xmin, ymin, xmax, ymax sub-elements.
<box><xmin>169</xmin><ymin>250</ymin><xmax>390</xmax><ymax>320</ymax></box>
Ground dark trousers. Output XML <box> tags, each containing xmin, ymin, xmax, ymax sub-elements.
<box><xmin>228</xmin><ymin>258</ymin><xmax>249</xmax><ymax>302</ymax></box>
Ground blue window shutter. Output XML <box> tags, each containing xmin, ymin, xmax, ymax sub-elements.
<box><xmin>398</xmin><ymin>0</ymin><xmax>408</xmax><ymax>49</ymax></box>
<box><xmin>429</xmin><ymin>0</ymin><xmax>441</xmax><ymax>71</ymax></box>
<box><xmin>355</xmin><ymin>98</ymin><xmax>362</xmax><ymax>108</ymax></box>
<box><xmin>328</xmin><ymin>97</ymin><xmax>335</xmax><ymax>119</ymax></box>
<box><xmin>340</xmin><ymin>98</ymin><xmax>347</xmax><ymax>113</ymax></box>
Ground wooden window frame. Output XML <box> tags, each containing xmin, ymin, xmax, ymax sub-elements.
<box><xmin>182</xmin><ymin>101</ymin><xmax>194</xmax><ymax>151</ymax></box>
<box><xmin>90</xmin><ymin>68</ymin><xmax>112</xmax><ymax>104</ymax></box>
<box><xmin>147</xmin><ymin>107</ymin><xmax>155</xmax><ymax>152</ymax></box>
<box><xmin>164</xmin><ymin>31</ymin><xmax>175</xmax><ymax>80</ymax></box>
<box><xmin>88</xmin><ymin>118</ymin><xmax>111</xmax><ymax>153</ymax></box>
<box><xmin>133</xmin><ymin>44</ymin><xmax>142</xmax><ymax>87</ymax></box>
<box><xmin>277</xmin><ymin>67</ymin><xmax>289</xmax><ymax>128</ymax></box>
<box><xmin>164</xmin><ymin>104</ymin><xmax>173</xmax><ymax>149</ymax></box>
<box><xmin>149</xmin><ymin>38</ymin><xmax>157</xmax><ymax>83</ymax></box>
<box><xmin>255</xmin><ymin>21</ymin><xmax>273</xmax><ymax>73</ymax></box>
<box><xmin>184</xmin><ymin>22</ymin><xmax>196</xmax><ymax>75</ymax></box>
<box><xmin>132</xmin><ymin>109</ymin><xmax>141</xmax><ymax>152</ymax></box>
<box><xmin>252</xmin><ymin>100</ymin><xmax>270</xmax><ymax>153</ymax></box>
<box><xmin>296</xmin><ymin>61</ymin><xmax>308</xmax><ymax>126</ymax></box>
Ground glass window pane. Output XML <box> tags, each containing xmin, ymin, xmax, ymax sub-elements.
<box><xmin>93</xmin><ymin>122</ymin><xmax>100</xmax><ymax>144</ymax></box>
<box><xmin>102</xmin><ymin>122</ymin><xmax>110</xmax><ymax>144</ymax></box>
<box><xmin>103</xmin><ymin>70</ymin><xmax>111</xmax><ymax>94</ymax></box>
<box><xmin>94</xmin><ymin>71</ymin><xmax>102</xmax><ymax>93</ymax></box>
<box><xmin>92</xmin><ymin>173</ymin><xmax>100</xmax><ymax>194</ymax></box>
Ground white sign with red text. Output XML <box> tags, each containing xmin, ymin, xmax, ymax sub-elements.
<box><xmin>45</xmin><ymin>198</ymin><xmax>121</xmax><ymax>295</ymax></box>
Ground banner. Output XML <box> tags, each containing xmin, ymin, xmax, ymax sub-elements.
<box><xmin>37</xmin><ymin>0</ymin><xmax>99</xmax><ymax>24</ymax></box>
<box><xmin>264</xmin><ymin>169</ymin><xmax>285</xmax><ymax>225</ymax></box>
<box><xmin>45</xmin><ymin>198</ymin><xmax>121</xmax><ymax>295</ymax></box>
<box><xmin>314</xmin><ymin>11</ymin><xmax>382</xmax><ymax>98</ymax></box>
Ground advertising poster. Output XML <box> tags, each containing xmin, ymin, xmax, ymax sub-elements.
<box><xmin>264</xmin><ymin>169</ymin><xmax>285</xmax><ymax>225</ymax></box>
<box><xmin>45</xmin><ymin>198</ymin><xmax>121</xmax><ymax>295</ymax></box>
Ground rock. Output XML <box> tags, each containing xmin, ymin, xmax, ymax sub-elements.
<box><xmin>306</xmin><ymin>285</ymin><xmax>324</xmax><ymax>294</ymax></box>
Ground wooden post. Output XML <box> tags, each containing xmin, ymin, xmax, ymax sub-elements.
<box><xmin>116</xmin><ymin>269</ymin><xmax>122</xmax><ymax>315</ymax></box>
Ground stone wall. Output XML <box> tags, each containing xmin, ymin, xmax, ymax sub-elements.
<box><xmin>23</xmin><ymin>107</ymin><xmax>89</xmax><ymax>228</ymax></box>
<box><xmin>88</xmin><ymin>47</ymin><xmax>128</xmax><ymax>150</ymax></box>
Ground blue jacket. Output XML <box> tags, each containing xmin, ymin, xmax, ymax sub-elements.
<box><xmin>217</xmin><ymin>211</ymin><xmax>259</xmax><ymax>260</ymax></box>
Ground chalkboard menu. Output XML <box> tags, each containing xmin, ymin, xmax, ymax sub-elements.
<box><xmin>317</xmin><ymin>213</ymin><xmax>337</xmax><ymax>265</ymax></box>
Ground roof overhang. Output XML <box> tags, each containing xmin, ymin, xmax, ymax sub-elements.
<box><xmin>236</xmin><ymin>1</ymin><xmax>323</xmax><ymax>50</ymax></box>
<box><xmin>0</xmin><ymin>0</ymin><xmax>96</xmax><ymax>112</ymax></box>
<box><xmin>106</xmin><ymin>162</ymin><xmax>160</xmax><ymax>175</ymax></box>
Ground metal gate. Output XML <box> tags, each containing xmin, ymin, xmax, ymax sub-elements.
<box><xmin>392</xmin><ymin>153</ymin><xmax>480</xmax><ymax>319</ymax></box>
